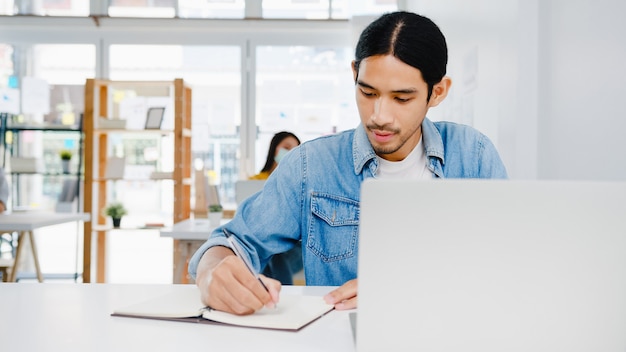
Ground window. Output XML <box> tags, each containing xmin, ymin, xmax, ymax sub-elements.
<box><xmin>108</xmin><ymin>0</ymin><xmax>176</xmax><ymax>17</ymax></box>
<box><xmin>0</xmin><ymin>44</ymin><xmax>14</xmax><ymax>88</ymax></box>
<box><xmin>178</xmin><ymin>0</ymin><xmax>245</xmax><ymax>19</ymax></box>
<box><xmin>15</xmin><ymin>44</ymin><xmax>95</xmax><ymax>209</ymax></box>
<box><xmin>254</xmin><ymin>45</ymin><xmax>358</xmax><ymax>172</ymax></box>
<box><xmin>0</xmin><ymin>0</ymin><xmax>396</xmax><ymax>18</ymax></box>
<box><xmin>0</xmin><ymin>0</ymin><xmax>89</xmax><ymax>16</ymax></box>
<box><xmin>109</xmin><ymin>44</ymin><xmax>242</xmax><ymax>205</ymax></box>
<box><xmin>263</xmin><ymin>0</ymin><xmax>397</xmax><ymax>19</ymax></box>
<box><xmin>262</xmin><ymin>0</ymin><xmax>333</xmax><ymax>19</ymax></box>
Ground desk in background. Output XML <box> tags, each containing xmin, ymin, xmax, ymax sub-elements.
<box><xmin>0</xmin><ymin>212</ymin><xmax>90</xmax><ymax>282</ymax></box>
<box><xmin>0</xmin><ymin>283</ymin><xmax>355</xmax><ymax>352</ymax></box>
<box><xmin>160</xmin><ymin>218</ymin><xmax>229</xmax><ymax>284</ymax></box>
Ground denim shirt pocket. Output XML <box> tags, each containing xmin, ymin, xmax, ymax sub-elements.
<box><xmin>307</xmin><ymin>192</ymin><xmax>359</xmax><ymax>262</ymax></box>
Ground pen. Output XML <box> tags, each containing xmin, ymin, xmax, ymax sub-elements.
<box><xmin>222</xmin><ymin>228</ymin><xmax>270</xmax><ymax>293</ymax></box>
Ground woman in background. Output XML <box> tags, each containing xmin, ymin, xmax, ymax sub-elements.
<box><xmin>249</xmin><ymin>131</ymin><xmax>300</xmax><ymax>180</ymax></box>
<box><xmin>249</xmin><ymin>131</ymin><xmax>303</xmax><ymax>284</ymax></box>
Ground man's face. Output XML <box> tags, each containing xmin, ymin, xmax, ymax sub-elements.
<box><xmin>353</xmin><ymin>54</ymin><xmax>444</xmax><ymax>162</ymax></box>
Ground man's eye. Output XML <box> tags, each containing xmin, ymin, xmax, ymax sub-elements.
<box><xmin>360</xmin><ymin>90</ymin><xmax>375</xmax><ymax>97</ymax></box>
<box><xmin>395</xmin><ymin>97</ymin><xmax>411</xmax><ymax>103</ymax></box>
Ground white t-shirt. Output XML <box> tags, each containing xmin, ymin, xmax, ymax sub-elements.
<box><xmin>376</xmin><ymin>137</ymin><xmax>433</xmax><ymax>180</ymax></box>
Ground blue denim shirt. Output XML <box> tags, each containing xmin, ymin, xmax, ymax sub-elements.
<box><xmin>188</xmin><ymin>118</ymin><xmax>508</xmax><ymax>286</ymax></box>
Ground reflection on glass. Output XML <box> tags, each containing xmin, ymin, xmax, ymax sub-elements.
<box><xmin>255</xmin><ymin>45</ymin><xmax>358</xmax><ymax>172</ymax></box>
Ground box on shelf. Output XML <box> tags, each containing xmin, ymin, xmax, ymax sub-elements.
<box><xmin>97</xmin><ymin>117</ymin><xmax>127</xmax><ymax>129</ymax></box>
<box><xmin>10</xmin><ymin>157</ymin><xmax>45</xmax><ymax>173</ymax></box>
<box><xmin>104</xmin><ymin>157</ymin><xmax>126</xmax><ymax>179</ymax></box>
<box><xmin>149</xmin><ymin>171</ymin><xmax>173</xmax><ymax>180</ymax></box>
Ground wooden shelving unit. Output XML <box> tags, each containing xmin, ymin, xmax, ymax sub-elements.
<box><xmin>82</xmin><ymin>79</ymin><xmax>192</xmax><ymax>283</ymax></box>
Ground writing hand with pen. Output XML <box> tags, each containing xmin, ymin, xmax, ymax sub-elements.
<box><xmin>195</xmin><ymin>228</ymin><xmax>281</xmax><ymax>316</ymax></box>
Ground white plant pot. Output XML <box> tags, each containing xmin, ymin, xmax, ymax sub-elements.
<box><xmin>61</xmin><ymin>159</ymin><xmax>71</xmax><ymax>174</ymax></box>
<box><xmin>209</xmin><ymin>211</ymin><xmax>222</xmax><ymax>228</ymax></box>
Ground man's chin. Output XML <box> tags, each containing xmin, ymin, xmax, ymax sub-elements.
<box><xmin>372</xmin><ymin>145</ymin><xmax>399</xmax><ymax>156</ymax></box>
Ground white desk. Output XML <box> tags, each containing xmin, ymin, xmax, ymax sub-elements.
<box><xmin>160</xmin><ymin>218</ymin><xmax>225</xmax><ymax>241</ymax></box>
<box><xmin>0</xmin><ymin>212</ymin><xmax>90</xmax><ymax>282</ymax></box>
<box><xmin>0</xmin><ymin>283</ymin><xmax>356</xmax><ymax>352</ymax></box>
<box><xmin>160</xmin><ymin>218</ymin><xmax>228</xmax><ymax>284</ymax></box>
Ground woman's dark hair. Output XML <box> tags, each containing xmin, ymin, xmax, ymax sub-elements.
<box><xmin>260</xmin><ymin>131</ymin><xmax>301</xmax><ymax>173</ymax></box>
<box><xmin>354</xmin><ymin>11</ymin><xmax>448</xmax><ymax>101</ymax></box>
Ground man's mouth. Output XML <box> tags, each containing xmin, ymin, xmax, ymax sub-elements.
<box><xmin>371</xmin><ymin>129</ymin><xmax>395</xmax><ymax>143</ymax></box>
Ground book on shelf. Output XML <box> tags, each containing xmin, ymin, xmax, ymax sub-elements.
<box><xmin>149</xmin><ymin>171</ymin><xmax>172</xmax><ymax>180</ymax></box>
<box><xmin>55</xmin><ymin>179</ymin><xmax>79</xmax><ymax>213</ymax></box>
<box><xmin>97</xmin><ymin>117</ymin><xmax>127</xmax><ymax>129</ymax></box>
<box><xmin>104</xmin><ymin>157</ymin><xmax>125</xmax><ymax>179</ymax></box>
<box><xmin>111</xmin><ymin>285</ymin><xmax>335</xmax><ymax>331</ymax></box>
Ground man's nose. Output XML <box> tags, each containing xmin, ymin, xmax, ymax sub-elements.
<box><xmin>372</xmin><ymin>97</ymin><xmax>394</xmax><ymax>125</ymax></box>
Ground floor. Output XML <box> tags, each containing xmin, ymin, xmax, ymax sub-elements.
<box><xmin>1</xmin><ymin>222</ymin><xmax>174</xmax><ymax>284</ymax></box>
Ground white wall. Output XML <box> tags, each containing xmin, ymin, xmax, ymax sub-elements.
<box><xmin>405</xmin><ymin>0</ymin><xmax>524</xmax><ymax>177</ymax></box>
<box><xmin>538</xmin><ymin>1</ymin><xmax>626</xmax><ymax>180</ymax></box>
<box><xmin>406</xmin><ymin>0</ymin><xmax>626</xmax><ymax>180</ymax></box>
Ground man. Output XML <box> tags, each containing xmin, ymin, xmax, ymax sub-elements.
<box><xmin>189</xmin><ymin>11</ymin><xmax>507</xmax><ymax>315</ymax></box>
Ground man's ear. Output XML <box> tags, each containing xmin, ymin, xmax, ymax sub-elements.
<box><xmin>351</xmin><ymin>60</ymin><xmax>358</xmax><ymax>83</ymax></box>
<box><xmin>428</xmin><ymin>76</ymin><xmax>452</xmax><ymax>107</ymax></box>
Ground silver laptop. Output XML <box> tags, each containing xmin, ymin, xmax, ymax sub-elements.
<box><xmin>357</xmin><ymin>179</ymin><xmax>626</xmax><ymax>352</ymax></box>
<box><xmin>235</xmin><ymin>180</ymin><xmax>266</xmax><ymax>205</ymax></box>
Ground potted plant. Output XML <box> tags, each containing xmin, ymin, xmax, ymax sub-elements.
<box><xmin>208</xmin><ymin>203</ymin><xmax>223</xmax><ymax>227</ymax></box>
<box><xmin>59</xmin><ymin>149</ymin><xmax>72</xmax><ymax>174</ymax></box>
<box><xmin>104</xmin><ymin>202</ymin><xmax>128</xmax><ymax>228</ymax></box>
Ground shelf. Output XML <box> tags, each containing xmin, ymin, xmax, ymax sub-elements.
<box><xmin>11</xmin><ymin>172</ymin><xmax>83</xmax><ymax>176</ymax></box>
<box><xmin>5</xmin><ymin>124</ymin><xmax>82</xmax><ymax>132</ymax></box>
<box><xmin>82</xmin><ymin>78</ymin><xmax>192</xmax><ymax>284</ymax></box>
<box><xmin>93</xmin><ymin>128</ymin><xmax>175</xmax><ymax>134</ymax></box>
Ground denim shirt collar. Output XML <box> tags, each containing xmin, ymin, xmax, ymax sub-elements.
<box><xmin>352</xmin><ymin>124</ymin><xmax>378</xmax><ymax>175</ymax></box>
<box><xmin>352</xmin><ymin>118</ymin><xmax>446</xmax><ymax>177</ymax></box>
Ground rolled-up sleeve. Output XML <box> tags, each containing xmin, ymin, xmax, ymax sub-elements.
<box><xmin>187</xmin><ymin>233</ymin><xmax>231</xmax><ymax>280</ymax></box>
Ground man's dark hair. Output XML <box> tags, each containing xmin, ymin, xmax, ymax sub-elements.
<box><xmin>354</xmin><ymin>11</ymin><xmax>448</xmax><ymax>101</ymax></box>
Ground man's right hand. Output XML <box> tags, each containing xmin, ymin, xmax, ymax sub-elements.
<box><xmin>195</xmin><ymin>246</ymin><xmax>281</xmax><ymax>315</ymax></box>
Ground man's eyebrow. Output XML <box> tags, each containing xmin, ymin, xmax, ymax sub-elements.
<box><xmin>356</xmin><ymin>80</ymin><xmax>417</xmax><ymax>94</ymax></box>
<box><xmin>391</xmin><ymin>88</ymin><xmax>417</xmax><ymax>94</ymax></box>
<box><xmin>356</xmin><ymin>80</ymin><xmax>375</xmax><ymax>90</ymax></box>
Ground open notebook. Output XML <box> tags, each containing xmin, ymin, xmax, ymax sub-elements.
<box><xmin>112</xmin><ymin>285</ymin><xmax>334</xmax><ymax>331</ymax></box>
